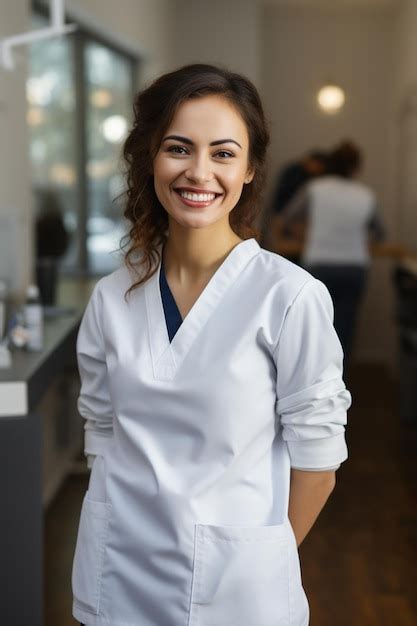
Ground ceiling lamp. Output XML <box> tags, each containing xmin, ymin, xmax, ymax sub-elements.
<box><xmin>317</xmin><ymin>84</ymin><xmax>345</xmax><ymax>114</ymax></box>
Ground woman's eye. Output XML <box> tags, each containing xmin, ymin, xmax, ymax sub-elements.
<box><xmin>216</xmin><ymin>150</ymin><xmax>234</xmax><ymax>159</ymax></box>
<box><xmin>167</xmin><ymin>145</ymin><xmax>188</xmax><ymax>155</ymax></box>
<box><xmin>166</xmin><ymin>146</ymin><xmax>234</xmax><ymax>159</ymax></box>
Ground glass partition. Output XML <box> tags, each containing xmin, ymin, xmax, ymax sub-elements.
<box><xmin>28</xmin><ymin>7</ymin><xmax>137</xmax><ymax>274</ymax></box>
<box><xmin>28</xmin><ymin>12</ymin><xmax>79</xmax><ymax>270</ymax></box>
<box><xmin>84</xmin><ymin>41</ymin><xmax>133</xmax><ymax>273</ymax></box>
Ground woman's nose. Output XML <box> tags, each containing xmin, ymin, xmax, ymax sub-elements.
<box><xmin>185</xmin><ymin>154</ymin><xmax>213</xmax><ymax>183</ymax></box>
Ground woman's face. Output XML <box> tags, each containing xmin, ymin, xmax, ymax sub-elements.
<box><xmin>152</xmin><ymin>94</ymin><xmax>254</xmax><ymax>231</ymax></box>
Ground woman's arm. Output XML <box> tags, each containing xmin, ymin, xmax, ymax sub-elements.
<box><xmin>77</xmin><ymin>282</ymin><xmax>114</xmax><ymax>463</ymax></box>
<box><xmin>273</xmin><ymin>280</ymin><xmax>351</xmax><ymax>546</ymax></box>
<box><xmin>288</xmin><ymin>469</ymin><xmax>336</xmax><ymax>547</ymax></box>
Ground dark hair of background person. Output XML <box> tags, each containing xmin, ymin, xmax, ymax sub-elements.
<box><xmin>304</xmin><ymin>149</ymin><xmax>329</xmax><ymax>175</ymax></box>
<box><xmin>118</xmin><ymin>63</ymin><xmax>270</xmax><ymax>298</ymax></box>
<box><xmin>329</xmin><ymin>140</ymin><xmax>362</xmax><ymax>178</ymax></box>
<box><xmin>307</xmin><ymin>149</ymin><xmax>328</xmax><ymax>164</ymax></box>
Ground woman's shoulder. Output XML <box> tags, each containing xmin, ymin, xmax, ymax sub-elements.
<box><xmin>91</xmin><ymin>258</ymin><xmax>150</xmax><ymax>304</ymax></box>
<box><xmin>93</xmin><ymin>264</ymin><xmax>132</xmax><ymax>295</ymax></box>
<box><xmin>252</xmin><ymin>245</ymin><xmax>315</xmax><ymax>301</ymax></box>
<box><xmin>246</xmin><ymin>246</ymin><xmax>328</xmax><ymax>351</ymax></box>
<box><xmin>256</xmin><ymin>245</ymin><xmax>312</xmax><ymax>279</ymax></box>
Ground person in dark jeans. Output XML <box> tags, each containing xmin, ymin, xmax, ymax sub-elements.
<box><xmin>281</xmin><ymin>140</ymin><xmax>386</xmax><ymax>372</ymax></box>
<box><xmin>304</xmin><ymin>265</ymin><xmax>368</xmax><ymax>370</ymax></box>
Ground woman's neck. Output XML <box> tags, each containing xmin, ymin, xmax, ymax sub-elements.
<box><xmin>162</xmin><ymin>226</ymin><xmax>243</xmax><ymax>286</ymax></box>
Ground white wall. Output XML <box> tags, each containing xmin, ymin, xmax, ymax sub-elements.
<box><xmin>0</xmin><ymin>0</ymin><xmax>33</xmax><ymax>299</ymax></box>
<box><xmin>260</xmin><ymin>3</ymin><xmax>401</xmax><ymax>367</ymax></box>
<box><xmin>390</xmin><ymin>0</ymin><xmax>417</xmax><ymax>254</ymax></box>
<box><xmin>394</xmin><ymin>0</ymin><xmax>417</xmax><ymax>98</ymax></box>
<box><xmin>171</xmin><ymin>0</ymin><xmax>261</xmax><ymax>86</ymax></box>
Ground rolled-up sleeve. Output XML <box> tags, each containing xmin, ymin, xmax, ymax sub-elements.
<box><xmin>76</xmin><ymin>283</ymin><xmax>114</xmax><ymax>460</ymax></box>
<box><xmin>274</xmin><ymin>278</ymin><xmax>352</xmax><ymax>469</ymax></box>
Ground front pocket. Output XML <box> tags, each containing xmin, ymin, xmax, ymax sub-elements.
<box><xmin>71</xmin><ymin>492</ymin><xmax>112</xmax><ymax>615</ymax></box>
<box><xmin>189</xmin><ymin>521</ymin><xmax>291</xmax><ymax>626</ymax></box>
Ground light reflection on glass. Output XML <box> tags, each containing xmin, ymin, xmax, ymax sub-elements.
<box><xmin>90</xmin><ymin>89</ymin><xmax>113</xmax><ymax>108</ymax></box>
<box><xmin>27</xmin><ymin>107</ymin><xmax>46</xmax><ymax>126</ymax></box>
<box><xmin>85</xmin><ymin>41</ymin><xmax>133</xmax><ymax>273</ymax></box>
<box><xmin>101</xmin><ymin>115</ymin><xmax>128</xmax><ymax>143</ymax></box>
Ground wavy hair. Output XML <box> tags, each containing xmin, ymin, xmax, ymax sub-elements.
<box><xmin>119</xmin><ymin>63</ymin><xmax>270</xmax><ymax>297</ymax></box>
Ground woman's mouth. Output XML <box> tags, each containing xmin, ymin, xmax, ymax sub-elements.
<box><xmin>174</xmin><ymin>188</ymin><xmax>222</xmax><ymax>208</ymax></box>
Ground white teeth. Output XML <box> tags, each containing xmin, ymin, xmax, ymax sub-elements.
<box><xmin>179</xmin><ymin>190</ymin><xmax>216</xmax><ymax>202</ymax></box>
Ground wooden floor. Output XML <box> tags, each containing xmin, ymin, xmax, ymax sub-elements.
<box><xmin>44</xmin><ymin>363</ymin><xmax>417</xmax><ymax>626</ymax></box>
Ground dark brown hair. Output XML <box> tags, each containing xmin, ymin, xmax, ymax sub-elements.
<box><xmin>119</xmin><ymin>63</ymin><xmax>270</xmax><ymax>297</ymax></box>
<box><xmin>329</xmin><ymin>140</ymin><xmax>362</xmax><ymax>178</ymax></box>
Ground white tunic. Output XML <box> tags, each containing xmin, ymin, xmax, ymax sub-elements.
<box><xmin>286</xmin><ymin>176</ymin><xmax>381</xmax><ymax>267</ymax></box>
<box><xmin>72</xmin><ymin>238</ymin><xmax>351</xmax><ymax>626</ymax></box>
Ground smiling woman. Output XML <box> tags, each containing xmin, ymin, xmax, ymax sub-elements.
<box><xmin>71</xmin><ymin>63</ymin><xmax>351</xmax><ymax>626</ymax></box>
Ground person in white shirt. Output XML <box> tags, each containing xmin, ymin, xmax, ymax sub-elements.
<box><xmin>72</xmin><ymin>64</ymin><xmax>351</xmax><ymax>626</ymax></box>
<box><xmin>282</xmin><ymin>140</ymin><xmax>386</xmax><ymax>369</ymax></box>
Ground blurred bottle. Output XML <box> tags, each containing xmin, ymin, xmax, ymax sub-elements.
<box><xmin>24</xmin><ymin>284</ymin><xmax>44</xmax><ymax>351</ymax></box>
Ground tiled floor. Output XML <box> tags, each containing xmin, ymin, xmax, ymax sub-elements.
<box><xmin>44</xmin><ymin>364</ymin><xmax>417</xmax><ymax>626</ymax></box>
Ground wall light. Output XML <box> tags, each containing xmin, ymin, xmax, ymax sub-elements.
<box><xmin>317</xmin><ymin>84</ymin><xmax>345</xmax><ymax>114</ymax></box>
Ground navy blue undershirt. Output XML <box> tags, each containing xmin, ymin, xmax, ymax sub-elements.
<box><xmin>159</xmin><ymin>259</ymin><xmax>183</xmax><ymax>342</ymax></box>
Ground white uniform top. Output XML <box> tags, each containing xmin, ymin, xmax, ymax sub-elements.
<box><xmin>72</xmin><ymin>238</ymin><xmax>351</xmax><ymax>626</ymax></box>
<box><xmin>286</xmin><ymin>176</ymin><xmax>382</xmax><ymax>266</ymax></box>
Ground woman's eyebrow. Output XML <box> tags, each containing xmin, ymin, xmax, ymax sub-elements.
<box><xmin>162</xmin><ymin>134</ymin><xmax>242</xmax><ymax>149</ymax></box>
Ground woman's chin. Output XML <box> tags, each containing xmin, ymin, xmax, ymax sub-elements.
<box><xmin>169</xmin><ymin>211</ymin><xmax>222</xmax><ymax>231</ymax></box>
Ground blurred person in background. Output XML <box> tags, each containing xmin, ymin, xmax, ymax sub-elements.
<box><xmin>264</xmin><ymin>150</ymin><xmax>328</xmax><ymax>263</ymax></box>
<box><xmin>271</xmin><ymin>149</ymin><xmax>329</xmax><ymax>215</ymax></box>
<box><xmin>35</xmin><ymin>187</ymin><xmax>70</xmax><ymax>305</ymax></box>
<box><xmin>281</xmin><ymin>140</ymin><xmax>386</xmax><ymax>370</ymax></box>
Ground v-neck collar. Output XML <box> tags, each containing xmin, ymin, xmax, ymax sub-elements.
<box><xmin>144</xmin><ymin>237</ymin><xmax>260</xmax><ymax>381</ymax></box>
<box><xmin>159</xmin><ymin>258</ymin><xmax>183</xmax><ymax>342</ymax></box>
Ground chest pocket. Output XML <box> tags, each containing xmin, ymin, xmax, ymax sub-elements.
<box><xmin>188</xmin><ymin>519</ymin><xmax>306</xmax><ymax>626</ymax></box>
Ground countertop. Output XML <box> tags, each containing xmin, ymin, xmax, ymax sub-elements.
<box><xmin>0</xmin><ymin>276</ymin><xmax>96</xmax><ymax>418</ymax></box>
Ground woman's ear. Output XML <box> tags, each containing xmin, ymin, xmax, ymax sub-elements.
<box><xmin>244</xmin><ymin>168</ymin><xmax>255</xmax><ymax>184</ymax></box>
